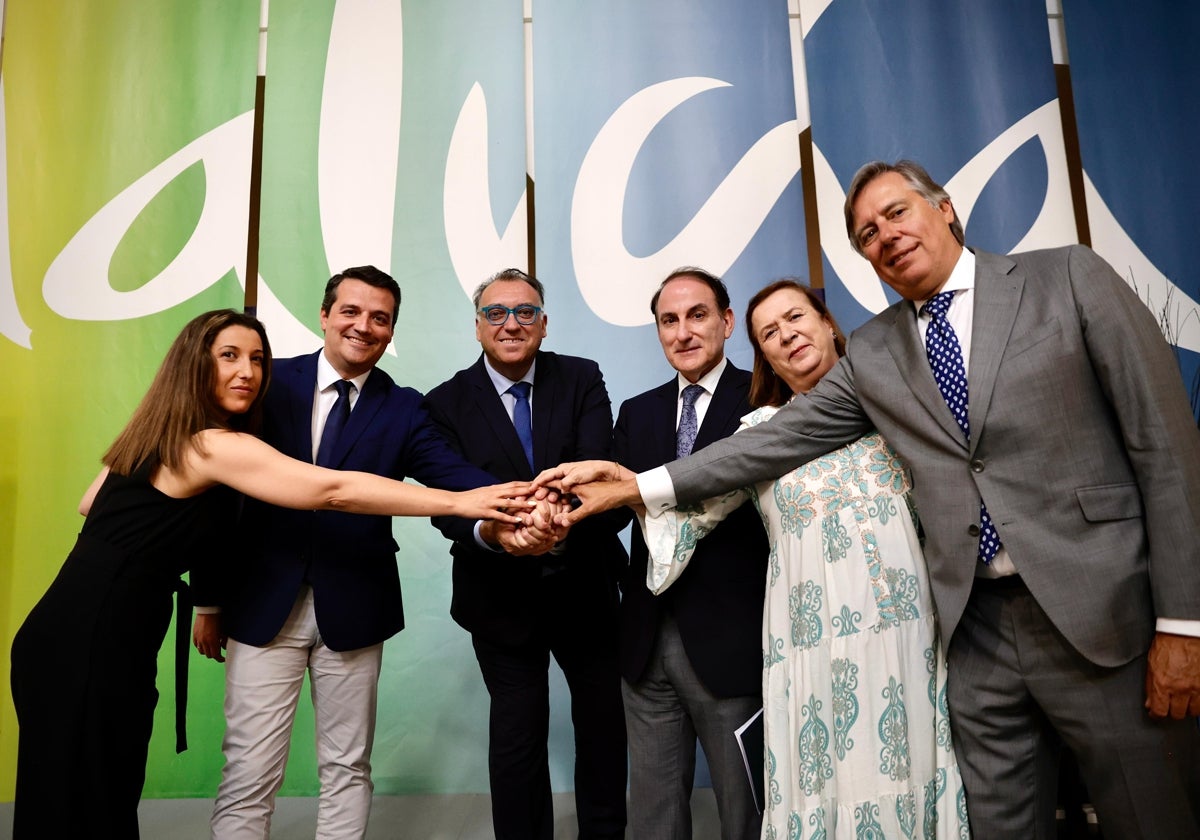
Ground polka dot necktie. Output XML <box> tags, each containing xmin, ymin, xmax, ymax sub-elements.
<box><xmin>676</xmin><ymin>384</ymin><xmax>705</xmax><ymax>459</ymax></box>
<box><xmin>920</xmin><ymin>291</ymin><xmax>1001</xmax><ymax>564</ymax></box>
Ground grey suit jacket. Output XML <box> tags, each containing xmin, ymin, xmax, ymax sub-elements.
<box><xmin>667</xmin><ymin>245</ymin><xmax>1200</xmax><ymax>666</ymax></box>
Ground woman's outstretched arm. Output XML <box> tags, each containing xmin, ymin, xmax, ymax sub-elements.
<box><xmin>181</xmin><ymin>429</ymin><xmax>535</xmax><ymax>523</ymax></box>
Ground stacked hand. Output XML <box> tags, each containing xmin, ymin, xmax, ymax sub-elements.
<box><xmin>482</xmin><ymin>489</ymin><xmax>573</xmax><ymax>556</ymax></box>
<box><xmin>532</xmin><ymin>460</ymin><xmax>642</xmax><ymax>527</ymax></box>
<box><xmin>459</xmin><ymin>480</ymin><xmax>542</xmax><ymax>523</ymax></box>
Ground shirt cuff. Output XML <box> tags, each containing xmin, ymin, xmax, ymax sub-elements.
<box><xmin>194</xmin><ymin>605</ymin><xmax>220</xmax><ymax>615</ymax></box>
<box><xmin>637</xmin><ymin>466</ymin><xmax>677</xmax><ymax>513</ymax></box>
<box><xmin>1156</xmin><ymin>618</ymin><xmax>1200</xmax><ymax>638</ymax></box>
<box><xmin>473</xmin><ymin>520</ymin><xmax>504</xmax><ymax>553</ymax></box>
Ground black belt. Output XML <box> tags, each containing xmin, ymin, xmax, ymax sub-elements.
<box><xmin>972</xmin><ymin>573</ymin><xmax>1027</xmax><ymax>594</ymax></box>
<box><xmin>171</xmin><ymin>578</ymin><xmax>193</xmax><ymax>753</ymax></box>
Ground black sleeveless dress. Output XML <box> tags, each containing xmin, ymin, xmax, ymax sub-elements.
<box><xmin>10</xmin><ymin>460</ymin><xmax>236</xmax><ymax>838</ymax></box>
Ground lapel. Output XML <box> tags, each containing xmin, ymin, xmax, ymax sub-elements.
<box><xmin>469</xmin><ymin>355</ymin><xmax>534</xmax><ymax>476</ymax></box>
<box><xmin>284</xmin><ymin>353</ymin><xmax>320</xmax><ymax>461</ymax></box>
<box><xmin>883</xmin><ymin>300</ymin><xmax>967</xmax><ymax>447</ymax></box>
<box><xmin>650</xmin><ymin>379</ymin><xmax>680</xmax><ymax>461</ymax></box>
<box><xmin>529</xmin><ymin>352</ymin><xmax>557</xmax><ymax>473</ymax></box>
<box><xmin>693</xmin><ymin>363</ymin><xmax>746</xmax><ymax>451</ymax></box>
<box><xmin>325</xmin><ymin>362</ymin><xmax>391</xmax><ymax>469</ymax></box>
<box><xmin>967</xmin><ymin>250</ymin><xmax>1023</xmax><ymax>456</ymax></box>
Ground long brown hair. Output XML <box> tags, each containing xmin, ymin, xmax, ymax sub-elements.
<box><xmin>745</xmin><ymin>280</ymin><xmax>846</xmax><ymax>408</ymax></box>
<box><xmin>103</xmin><ymin>309</ymin><xmax>273</xmax><ymax>474</ymax></box>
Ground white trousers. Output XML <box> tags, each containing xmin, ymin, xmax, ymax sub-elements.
<box><xmin>211</xmin><ymin>588</ymin><xmax>383</xmax><ymax>840</ymax></box>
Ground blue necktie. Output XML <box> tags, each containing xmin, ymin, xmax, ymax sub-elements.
<box><xmin>676</xmin><ymin>384</ymin><xmax>705</xmax><ymax>459</ymax></box>
<box><xmin>316</xmin><ymin>380</ymin><xmax>353</xmax><ymax>468</ymax></box>
<box><xmin>508</xmin><ymin>381</ymin><xmax>534</xmax><ymax>470</ymax></box>
<box><xmin>920</xmin><ymin>291</ymin><xmax>1000</xmax><ymax>564</ymax></box>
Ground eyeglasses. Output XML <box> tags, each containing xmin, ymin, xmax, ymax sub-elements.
<box><xmin>478</xmin><ymin>304</ymin><xmax>543</xmax><ymax>326</ymax></box>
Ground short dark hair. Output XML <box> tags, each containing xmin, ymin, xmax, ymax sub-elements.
<box><xmin>322</xmin><ymin>265</ymin><xmax>401</xmax><ymax>324</ymax></box>
<box><xmin>472</xmin><ymin>268</ymin><xmax>546</xmax><ymax>309</ymax></box>
<box><xmin>843</xmin><ymin>159</ymin><xmax>965</xmax><ymax>256</ymax></box>
<box><xmin>649</xmin><ymin>267</ymin><xmax>731</xmax><ymax>317</ymax></box>
<box><xmin>745</xmin><ymin>279</ymin><xmax>846</xmax><ymax>408</ymax></box>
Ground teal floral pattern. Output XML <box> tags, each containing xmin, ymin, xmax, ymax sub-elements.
<box><xmin>854</xmin><ymin>802</ymin><xmax>886</xmax><ymax>839</ymax></box>
<box><xmin>822</xmin><ymin>514</ymin><xmax>853</xmax><ymax>563</ymax></box>
<box><xmin>832</xmin><ymin>604</ymin><xmax>863</xmax><ymax>637</ymax></box>
<box><xmin>641</xmin><ymin>422</ymin><xmax>969</xmax><ymax>839</ymax></box>
<box><xmin>798</xmin><ymin>695</ymin><xmax>834</xmax><ymax>795</ymax></box>
<box><xmin>897</xmin><ymin>791</ymin><xmax>917</xmax><ymax>840</ymax></box>
<box><xmin>878</xmin><ymin>677</ymin><xmax>912</xmax><ymax>781</ymax></box>
<box><xmin>807</xmin><ymin>809</ymin><xmax>826</xmax><ymax>840</ymax></box>
<box><xmin>765</xmin><ymin>633</ymin><xmax>787</xmax><ymax>669</ymax></box>
<box><xmin>767</xmin><ymin>746</ymin><xmax>783</xmax><ymax>808</ymax></box>
<box><xmin>790</xmin><ymin>581</ymin><xmax>824</xmax><ymax>648</ymax></box>
<box><xmin>831</xmin><ymin>657</ymin><xmax>860</xmax><ymax>760</ymax></box>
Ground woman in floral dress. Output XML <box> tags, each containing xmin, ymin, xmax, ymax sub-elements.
<box><xmin>642</xmin><ymin>281</ymin><xmax>969</xmax><ymax>839</ymax></box>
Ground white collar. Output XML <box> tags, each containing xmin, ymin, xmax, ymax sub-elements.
<box><xmin>316</xmin><ymin>351</ymin><xmax>372</xmax><ymax>393</ymax></box>
<box><xmin>911</xmin><ymin>247</ymin><xmax>976</xmax><ymax>316</ymax></box>
<box><xmin>676</xmin><ymin>355</ymin><xmax>727</xmax><ymax>397</ymax></box>
<box><xmin>483</xmin><ymin>354</ymin><xmax>537</xmax><ymax>396</ymax></box>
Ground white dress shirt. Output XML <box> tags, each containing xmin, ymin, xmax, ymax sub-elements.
<box><xmin>312</xmin><ymin>353</ymin><xmax>371</xmax><ymax>460</ymax></box>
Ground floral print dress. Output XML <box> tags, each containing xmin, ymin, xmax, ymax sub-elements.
<box><xmin>643</xmin><ymin>408</ymin><xmax>969</xmax><ymax>839</ymax></box>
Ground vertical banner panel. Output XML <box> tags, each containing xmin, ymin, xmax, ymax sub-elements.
<box><xmin>802</xmin><ymin>0</ymin><xmax>1074</xmax><ymax>332</ymax></box>
<box><xmin>255</xmin><ymin>0</ymin><xmax>526</xmax><ymax>794</ymax></box>
<box><xmin>1063</xmin><ymin>0</ymin><xmax>1200</xmax><ymax>410</ymax></box>
<box><xmin>532</xmin><ymin>0</ymin><xmax>807</xmax><ymax>404</ymax></box>
<box><xmin>0</xmin><ymin>0</ymin><xmax>258</xmax><ymax>798</ymax></box>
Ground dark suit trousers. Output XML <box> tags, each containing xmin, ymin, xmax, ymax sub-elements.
<box><xmin>470</xmin><ymin>572</ymin><xmax>627</xmax><ymax>840</ymax></box>
<box><xmin>947</xmin><ymin>576</ymin><xmax>1200</xmax><ymax>839</ymax></box>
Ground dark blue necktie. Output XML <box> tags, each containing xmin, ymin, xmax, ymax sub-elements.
<box><xmin>676</xmin><ymin>384</ymin><xmax>705</xmax><ymax>459</ymax></box>
<box><xmin>920</xmin><ymin>291</ymin><xmax>1000</xmax><ymax>564</ymax></box>
<box><xmin>316</xmin><ymin>380</ymin><xmax>353</xmax><ymax>467</ymax></box>
<box><xmin>508</xmin><ymin>381</ymin><xmax>534</xmax><ymax>470</ymax></box>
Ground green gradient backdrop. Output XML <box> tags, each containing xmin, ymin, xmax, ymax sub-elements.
<box><xmin>0</xmin><ymin>0</ymin><xmax>258</xmax><ymax>798</ymax></box>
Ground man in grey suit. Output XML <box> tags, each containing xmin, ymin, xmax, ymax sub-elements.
<box><xmin>543</xmin><ymin>160</ymin><xmax>1200</xmax><ymax>838</ymax></box>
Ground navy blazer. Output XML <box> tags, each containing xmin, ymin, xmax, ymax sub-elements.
<box><xmin>614</xmin><ymin>363</ymin><xmax>769</xmax><ymax>698</ymax></box>
<box><xmin>424</xmin><ymin>351</ymin><xmax>627</xmax><ymax>646</ymax></box>
<box><xmin>221</xmin><ymin>351</ymin><xmax>495</xmax><ymax>651</ymax></box>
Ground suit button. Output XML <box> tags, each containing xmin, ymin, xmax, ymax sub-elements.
<box><xmin>967</xmin><ymin>524</ymin><xmax>980</xmax><ymax>537</ymax></box>
<box><xmin>970</xmin><ymin>459</ymin><xmax>985</xmax><ymax>473</ymax></box>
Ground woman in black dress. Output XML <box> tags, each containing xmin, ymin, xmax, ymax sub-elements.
<box><xmin>9</xmin><ymin>309</ymin><xmax>534</xmax><ymax>838</ymax></box>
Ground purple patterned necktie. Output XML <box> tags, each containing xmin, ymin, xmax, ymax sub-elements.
<box><xmin>920</xmin><ymin>291</ymin><xmax>1000</xmax><ymax>563</ymax></box>
<box><xmin>676</xmin><ymin>384</ymin><xmax>704</xmax><ymax>459</ymax></box>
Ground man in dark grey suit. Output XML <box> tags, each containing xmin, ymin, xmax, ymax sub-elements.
<box><xmin>545</xmin><ymin>161</ymin><xmax>1200</xmax><ymax>838</ymax></box>
<box><xmin>615</xmin><ymin>268</ymin><xmax>768</xmax><ymax>840</ymax></box>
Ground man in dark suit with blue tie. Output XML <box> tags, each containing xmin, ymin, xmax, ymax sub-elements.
<box><xmin>615</xmin><ymin>268</ymin><xmax>768</xmax><ymax>840</ymax></box>
<box><xmin>203</xmin><ymin>266</ymin><xmax>504</xmax><ymax>838</ymax></box>
<box><xmin>423</xmin><ymin>268</ymin><xmax>628</xmax><ymax>840</ymax></box>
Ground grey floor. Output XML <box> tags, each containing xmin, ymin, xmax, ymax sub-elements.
<box><xmin>0</xmin><ymin>790</ymin><xmax>722</xmax><ymax>839</ymax></box>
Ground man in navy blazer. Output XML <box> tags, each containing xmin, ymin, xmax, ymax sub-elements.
<box><xmin>615</xmin><ymin>268</ymin><xmax>768</xmax><ymax>840</ymax></box>
<box><xmin>203</xmin><ymin>266</ymin><xmax>500</xmax><ymax>838</ymax></box>
<box><xmin>423</xmin><ymin>268</ymin><xmax>627</xmax><ymax>840</ymax></box>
